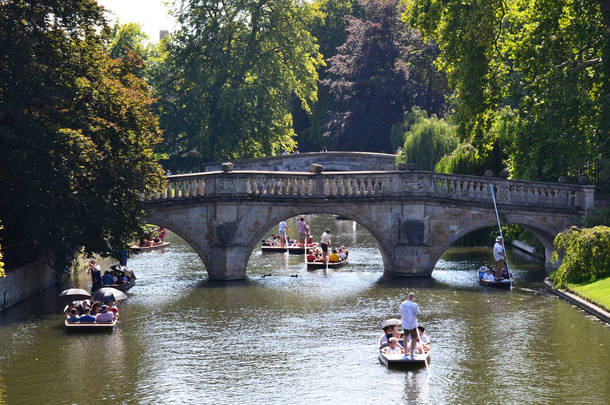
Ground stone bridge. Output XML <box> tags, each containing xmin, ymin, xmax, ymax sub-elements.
<box><xmin>143</xmin><ymin>170</ymin><xmax>594</xmax><ymax>280</ymax></box>
<box><xmin>201</xmin><ymin>152</ymin><xmax>397</xmax><ymax>172</ymax></box>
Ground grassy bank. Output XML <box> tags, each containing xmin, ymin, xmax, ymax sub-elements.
<box><xmin>566</xmin><ymin>277</ymin><xmax>610</xmax><ymax>312</ymax></box>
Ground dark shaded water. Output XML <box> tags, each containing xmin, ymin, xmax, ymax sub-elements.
<box><xmin>1</xmin><ymin>215</ymin><xmax>609</xmax><ymax>404</ymax></box>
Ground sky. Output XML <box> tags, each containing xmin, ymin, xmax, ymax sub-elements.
<box><xmin>98</xmin><ymin>0</ymin><xmax>176</xmax><ymax>42</ymax></box>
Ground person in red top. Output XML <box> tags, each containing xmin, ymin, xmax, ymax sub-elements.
<box><xmin>306</xmin><ymin>250</ymin><xmax>316</xmax><ymax>262</ymax></box>
<box><xmin>158</xmin><ymin>226</ymin><xmax>167</xmax><ymax>243</ymax></box>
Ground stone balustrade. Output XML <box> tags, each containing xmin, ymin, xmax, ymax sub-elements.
<box><xmin>144</xmin><ymin>171</ymin><xmax>594</xmax><ymax>210</ymax></box>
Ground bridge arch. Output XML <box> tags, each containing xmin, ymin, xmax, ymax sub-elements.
<box><xmin>244</xmin><ymin>208</ymin><xmax>392</xmax><ymax>271</ymax></box>
<box><xmin>143</xmin><ymin>212</ymin><xmax>212</xmax><ymax>274</ymax></box>
<box><xmin>430</xmin><ymin>217</ymin><xmax>558</xmax><ymax>271</ymax></box>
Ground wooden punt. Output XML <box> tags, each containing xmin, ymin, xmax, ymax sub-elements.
<box><xmin>130</xmin><ymin>242</ymin><xmax>170</xmax><ymax>251</ymax></box>
<box><xmin>478</xmin><ymin>278</ymin><xmax>513</xmax><ymax>289</ymax></box>
<box><xmin>261</xmin><ymin>243</ymin><xmax>318</xmax><ymax>254</ymax></box>
<box><xmin>65</xmin><ymin>319</ymin><xmax>117</xmax><ymax>333</ymax></box>
<box><xmin>306</xmin><ymin>259</ymin><xmax>349</xmax><ymax>270</ymax></box>
<box><xmin>378</xmin><ymin>351</ymin><xmax>431</xmax><ymax>369</ymax></box>
<box><xmin>105</xmin><ymin>278</ymin><xmax>135</xmax><ymax>292</ymax></box>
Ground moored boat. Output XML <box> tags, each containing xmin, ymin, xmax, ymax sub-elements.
<box><xmin>306</xmin><ymin>259</ymin><xmax>348</xmax><ymax>270</ymax></box>
<box><xmin>262</xmin><ymin>243</ymin><xmax>318</xmax><ymax>254</ymax></box>
<box><xmin>378</xmin><ymin>351</ymin><xmax>431</xmax><ymax>369</ymax></box>
<box><xmin>130</xmin><ymin>242</ymin><xmax>170</xmax><ymax>251</ymax></box>
<box><xmin>65</xmin><ymin>319</ymin><xmax>117</xmax><ymax>333</ymax></box>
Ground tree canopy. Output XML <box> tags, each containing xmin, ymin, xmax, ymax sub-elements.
<box><xmin>323</xmin><ymin>0</ymin><xmax>448</xmax><ymax>152</ymax></box>
<box><xmin>0</xmin><ymin>0</ymin><xmax>165</xmax><ymax>265</ymax></box>
<box><xmin>407</xmin><ymin>0</ymin><xmax>610</xmax><ymax>191</ymax></box>
<box><xmin>152</xmin><ymin>0</ymin><xmax>324</xmax><ymax>161</ymax></box>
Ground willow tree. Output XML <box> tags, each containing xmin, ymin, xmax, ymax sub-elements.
<box><xmin>407</xmin><ymin>0</ymin><xmax>609</xmax><ymax>190</ymax></box>
<box><xmin>154</xmin><ymin>0</ymin><xmax>324</xmax><ymax>161</ymax></box>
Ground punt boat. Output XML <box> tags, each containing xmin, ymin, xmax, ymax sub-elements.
<box><xmin>306</xmin><ymin>259</ymin><xmax>349</xmax><ymax>270</ymax></box>
<box><xmin>65</xmin><ymin>319</ymin><xmax>117</xmax><ymax>333</ymax></box>
<box><xmin>261</xmin><ymin>243</ymin><xmax>318</xmax><ymax>254</ymax></box>
<box><xmin>103</xmin><ymin>265</ymin><xmax>136</xmax><ymax>292</ymax></box>
<box><xmin>378</xmin><ymin>351</ymin><xmax>431</xmax><ymax>369</ymax></box>
<box><xmin>130</xmin><ymin>242</ymin><xmax>170</xmax><ymax>251</ymax></box>
<box><xmin>477</xmin><ymin>269</ymin><xmax>513</xmax><ymax>289</ymax></box>
<box><xmin>478</xmin><ymin>278</ymin><xmax>513</xmax><ymax>289</ymax></box>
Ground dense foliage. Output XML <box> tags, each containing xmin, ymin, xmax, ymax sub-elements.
<box><xmin>0</xmin><ymin>0</ymin><xmax>165</xmax><ymax>265</ymax></box>
<box><xmin>577</xmin><ymin>208</ymin><xmax>610</xmax><ymax>228</ymax></box>
<box><xmin>324</xmin><ymin>0</ymin><xmax>447</xmax><ymax>152</ymax></box>
<box><xmin>152</xmin><ymin>0</ymin><xmax>324</xmax><ymax>161</ymax></box>
<box><xmin>395</xmin><ymin>109</ymin><xmax>458</xmax><ymax>171</ymax></box>
<box><xmin>552</xmin><ymin>226</ymin><xmax>610</xmax><ymax>288</ymax></box>
<box><xmin>407</xmin><ymin>0</ymin><xmax>610</xmax><ymax>191</ymax></box>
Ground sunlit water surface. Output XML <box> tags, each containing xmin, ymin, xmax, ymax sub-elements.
<box><xmin>1</xmin><ymin>215</ymin><xmax>609</xmax><ymax>404</ymax></box>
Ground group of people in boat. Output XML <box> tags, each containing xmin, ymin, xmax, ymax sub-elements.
<box><xmin>87</xmin><ymin>260</ymin><xmax>133</xmax><ymax>291</ymax></box>
<box><xmin>138</xmin><ymin>226</ymin><xmax>167</xmax><ymax>247</ymax></box>
<box><xmin>379</xmin><ymin>292</ymin><xmax>430</xmax><ymax>359</ymax></box>
<box><xmin>261</xmin><ymin>234</ymin><xmax>300</xmax><ymax>247</ymax></box>
<box><xmin>306</xmin><ymin>245</ymin><xmax>349</xmax><ymax>263</ymax></box>
<box><xmin>65</xmin><ymin>301</ymin><xmax>119</xmax><ymax>323</ymax></box>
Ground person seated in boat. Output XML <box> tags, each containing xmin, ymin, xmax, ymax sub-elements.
<box><xmin>478</xmin><ymin>263</ymin><xmax>489</xmax><ymax>279</ymax></box>
<box><xmin>417</xmin><ymin>326</ymin><xmax>430</xmax><ymax>351</ymax></box>
<box><xmin>339</xmin><ymin>246</ymin><xmax>349</xmax><ymax>259</ymax></box>
<box><xmin>381</xmin><ymin>337</ymin><xmax>404</xmax><ymax>355</ymax></box>
<box><xmin>378</xmin><ymin>325</ymin><xmax>395</xmax><ymax>350</ymax></box>
<box><xmin>328</xmin><ymin>249</ymin><xmax>341</xmax><ymax>263</ymax></box>
<box><xmin>499</xmin><ymin>264</ymin><xmax>510</xmax><ymax>280</ymax></box>
<box><xmin>78</xmin><ymin>308</ymin><xmax>96</xmax><ymax>323</ymax></box>
<box><xmin>66</xmin><ymin>308</ymin><xmax>80</xmax><ymax>323</ymax></box>
<box><xmin>261</xmin><ymin>238</ymin><xmax>271</xmax><ymax>247</ymax></box>
<box><xmin>158</xmin><ymin>226</ymin><xmax>167</xmax><ymax>242</ymax></box>
<box><xmin>102</xmin><ymin>271</ymin><xmax>114</xmax><ymax>286</ymax></box>
<box><xmin>338</xmin><ymin>247</ymin><xmax>347</xmax><ymax>261</ymax></box>
<box><xmin>90</xmin><ymin>302</ymin><xmax>101</xmax><ymax>316</ymax></box>
<box><xmin>482</xmin><ymin>268</ymin><xmax>496</xmax><ymax>281</ymax></box>
<box><xmin>95</xmin><ymin>305</ymin><xmax>115</xmax><ymax>322</ymax></box>
<box><xmin>122</xmin><ymin>275</ymin><xmax>130</xmax><ymax>283</ymax></box>
<box><xmin>110</xmin><ymin>303</ymin><xmax>119</xmax><ymax>318</ymax></box>
<box><xmin>306</xmin><ymin>250</ymin><xmax>316</xmax><ymax>262</ymax></box>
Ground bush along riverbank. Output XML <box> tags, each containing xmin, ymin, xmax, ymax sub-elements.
<box><xmin>547</xmin><ymin>226</ymin><xmax>610</xmax><ymax>321</ymax></box>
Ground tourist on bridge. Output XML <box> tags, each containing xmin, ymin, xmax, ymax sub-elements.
<box><xmin>320</xmin><ymin>229</ymin><xmax>331</xmax><ymax>262</ymax></box>
<box><xmin>400</xmin><ymin>292</ymin><xmax>421</xmax><ymax>360</ymax></box>
<box><xmin>278</xmin><ymin>220</ymin><xmax>290</xmax><ymax>247</ymax></box>
<box><xmin>297</xmin><ymin>217</ymin><xmax>307</xmax><ymax>246</ymax></box>
<box><xmin>493</xmin><ymin>236</ymin><xmax>506</xmax><ymax>279</ymax></box>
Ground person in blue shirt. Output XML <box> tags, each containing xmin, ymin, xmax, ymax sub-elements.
<box><xmin>103</xmin><ymin>271</ymin><xmax>114</xmax><ymax>286</ymax></box>
<box><xmin>66</xmin><ymin>308</ymin><xmax>80</xmax><ymax>323</ymax></box>
<box><xmin>119</xmin><ymin>250</ymin><xmax>128</xmax><ymax>266</ymax></box>
<box><xmin>78</xmin><ymin>308</ymin><xmax>96</xmax><ymax>323</ymax></box>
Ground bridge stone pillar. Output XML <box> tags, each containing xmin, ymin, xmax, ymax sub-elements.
<box><xmin>206</xmin><ymin>204</ymin><xmax>251</xmax><ymax>280</ymax></box>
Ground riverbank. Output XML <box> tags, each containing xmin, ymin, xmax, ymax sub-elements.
<box><xmin>544</xmin><ymin>278</ymin><xmax>610</xmax><ymax>323</ymax></box>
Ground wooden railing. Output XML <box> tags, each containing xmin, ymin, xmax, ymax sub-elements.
<box><xmin>143</xmin><ymin>171</ymin><xmax>594</xmax><ymax>210</ymax></box>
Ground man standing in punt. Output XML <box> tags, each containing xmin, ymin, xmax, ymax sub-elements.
<box><xmin>400</xmin><ymin>292</ymin><xmax>421</xmax><ymax>359</ymax></box>
<box><xmin>493</xmin><ymin>236</ymin><xmax>506</xmax><ymax>279</ymax></box>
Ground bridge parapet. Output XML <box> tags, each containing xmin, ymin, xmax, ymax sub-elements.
<box><xmin>144</xmin><ymin>171</ymin><xmax>594</xmax><ymax>211</ymax></box>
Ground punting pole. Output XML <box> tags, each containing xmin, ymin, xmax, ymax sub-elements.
<box><xmin>415</xmin><ymin>327</ymin><xmax>431</xmax><ymax>375</ymax></box>
<box><xmin>489</xmin><ymin>184</ymin><xmax>513</xmax><ymax>287</ymax></box>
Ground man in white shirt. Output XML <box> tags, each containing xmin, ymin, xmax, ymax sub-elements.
<box><xmin>320</xmin><ymin>229</ymin><xmax>331</xmax><ymax>262</ymax></box>
<box><xmin>493</xmin><ymin>236</ymin><xmax>506</xmax><ymax>278</ymax></box>
<box><xmin>400</xmin><ymin>292</ymin><xmax>421</xmax><ymax>359</ymax></box>
<box><xmin>278</xmin><ymin>221</ymin><xmax>290</xmax><ymax>248</ymax></box>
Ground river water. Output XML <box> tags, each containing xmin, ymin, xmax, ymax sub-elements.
<box><xmin>1</xmin><ymin>215</ymin><xmax>609</xmax><ymax>404</ymax></box>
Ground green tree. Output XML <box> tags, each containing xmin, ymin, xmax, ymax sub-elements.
<box><xmin>396</xmin><ymin>109</ymin><xmax>458</xmax><ymax>171</ymax></box>
<box><xmin>552</xmin><ymin>226</ymin><xmax>610</xmax><ymax>287</ymax></box>
<box><xmin>0</xmin><ymin>0</ymin><xmax>165</xmax><ymax>266</ymax></box>
<box><xmin>109</xmin><ymin>22</ymin><xmax>149</xmax><ymax>60</ymax></box>
<box><xmin>407</xmin><ymin>0</ymin><xmax>609</xmax><ymax>191</ymax></box>
<box><xmin>153</xmin><ymin>0</ymin><xmax>324</xmax><ymax>162</ymax></box>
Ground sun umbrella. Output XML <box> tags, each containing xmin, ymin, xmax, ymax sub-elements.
<box><xmin>93</xmin><ymin>287</ymin><xmax>128</xmax><ymax>303</ymax></box>
<box><xmin>58</xmin><ymin>288</ymin><xmax>92</xmax><ymax>303</ymax></box>
<box><xmin>380</xmin><ymin>318</ymin><xmax>402</xmax><ymax>328</ymax></box>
